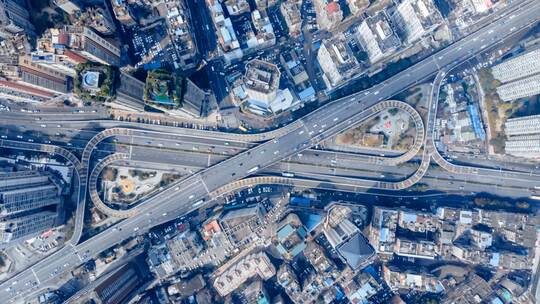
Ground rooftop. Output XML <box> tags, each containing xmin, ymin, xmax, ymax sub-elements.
<box><xmin>244</xmin><ymin>59</ymin><xmax>280</xmax><ymax>95</ymax></box>
<box><xmin>337</xmin><ymin>232</ymin><xmax>375</xmax><ymax>270</ymax></box>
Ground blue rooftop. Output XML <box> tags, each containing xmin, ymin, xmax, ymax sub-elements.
<box><xmin>490</xmin><ymin>252</ymin><xmax>500</xmax><ymax>267</ymax></box>
<box><xmin>290</xmin><ymin>196</ymin><xmax>311</xmax><ymax>207</ymax></box>
<box><xmin>490</xmin><ymin>297</ymin><xmax>504</xmax><ymax>304</ymax></box>
<box><xmin>298</xmin><ymin>86</ymin><xmax>316</xmax><ymax>101</ymax></box>
<box><xmin>468</xmin><ymin>104</ymin><xmax>486</xmax><ymax>141</ymax></box>
<box><xmin>298</xmin><ymin>213</ymin><xmax>322</xmax><ymax>232</ymax></box>
<box><xmin>277</xmin><ymin>224</ymin><xmax>295</xmax><ymax>241</ymax></box>
<box><xmin>402</xmin><ymin>213</ymin><xmax>417</xmax><ymax>223</ymax></box>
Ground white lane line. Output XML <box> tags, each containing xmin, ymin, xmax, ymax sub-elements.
<box><xmin>74</xmin><ymin>249</ymin><xmax>84</xmax><ymax>262</ymax></box>
<box><xmin>129</xmin><ymin>135</ymin><xmax>134</xmax><ymax>159</ymax></box>
<box><xmin>30</xmin><ymin>268</ymin><xmax>40</xmax><ymax>285</ymax></box>
<box><xmin>200</xmin><ymin>177</ymin><xmax>210</xmax><ymax>194</ymax></box>
<box><xmin>207</xmin><ymin>154</ymin><xmax>211</xmax><ymax>167</ymax></box>
<box><xmin>432</xmin><ymin>57</ymin><xmax>441</xmax><ymax>70</ymax></box>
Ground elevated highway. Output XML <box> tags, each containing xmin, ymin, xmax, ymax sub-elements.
<box><xmin>2</xmin><ymin>2</ymin><xmax>540</xmax><ymax>301</ymax></box>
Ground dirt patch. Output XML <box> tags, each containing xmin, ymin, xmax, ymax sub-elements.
<box><xmin>119</xmin><ymin>179</ymin><xmax>135</xmax><ymax>194</ymax></box>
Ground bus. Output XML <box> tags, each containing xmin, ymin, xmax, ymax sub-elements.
<box><xmin>247</xmin><ymin>166</ymin><xmax>259</xmax><ymax>174</ymax></box>
<box><xmin>192</xmin><ymin>199</ymin><xmax>205</xmax><ymax>208</ymax></box>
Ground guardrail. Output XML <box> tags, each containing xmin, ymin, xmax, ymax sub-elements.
<box><xmin>87</xmin><ymin>153</ymin><xmax>137</xmax><ymax>218</ymax></box>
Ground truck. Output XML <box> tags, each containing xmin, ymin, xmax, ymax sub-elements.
<box><xmin>282</xmin><ymin>172</ymin><xmax>294</xmax><ymax>177</ymax></box>
<box><xmin>247</xmin><ymin>166</ymin><xmax>259</xmax><ymax>174</ymax></box>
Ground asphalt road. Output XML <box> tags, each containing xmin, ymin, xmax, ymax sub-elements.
<box><xmin>2</xmin><ymin>113</ymin><xmax>540</xmax><ymax>177</ymax></box>
<box><xmin>2</xmin><ymin>2</ymin><xmax>540</xmax><ymax>302</ymax></box>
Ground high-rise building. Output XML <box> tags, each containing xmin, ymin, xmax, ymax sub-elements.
<box><xmin>504</xmin><ymin>114</ymin><xmax>540</xmax><ymax>136</ymax></box>
<box><xmin>238</xmin><ymin>59</ymin><xmax>297</xmax><ymax>115</ymax></box>
<box><xmin>53</xmin><ymin>0</ymin><xmax>82</xmax><ymax>15</ymax></box>
<box><xmin>0</xmin><ymin>212</ymin><xmax>58</xmax><ymax>243</ymax></box>
<box><xmin>66</xmin><ymin>26</ymin><xmax>121</xmax><ymax>66</ymax></box>
<box><xmin>78</xmin><ymin>6</ymin><xmax>117</xmax><ymax>36</ymax></box>
<box><xmin>166</xmin><ymin>0</ymin><xmax>199</xmax><ymax>70</ymax></box>
<box><xmin>496</xmin><ymin>74</ymin><xmax>540</xmax><ymax>102</ymax></box>
<box><xmin>207</xmin><ymin>0</ymin><xmax>243</xmax><ymax>62</ymax></box>
<box><xmin>213</xmin><ymin>251</ymin><xmax>276</xmax><ymax>296</ymax></box>
<box><xmin>180</xmin><ymin>80</ymin><xmax>208</xmax><ymax>117</ymax></box>
<box><xmin>18</xmin><ymin>55</ymin><xmax>71</xmax><ymax>93</ymax></box>
<box><xmin>504</xmin><ymin>136</ymin><xmax>540</xmax><ymax>159</ymax></box>
<box><xmin>0</xmin><ymin>0</ymin><xmax>35</xmax><ymax>38</ymax></box>
<box><xmin>115</xmin><ymin>72</ymin><xmax>145</xmax><ymax>111</ymax></box>
<box><xmin>356</xmin><ymin>11</ymin><xmax>401</xmax><ymax>63</ymax></box>
<box><xmin>346</xmin><ymin>0</ymin><xmax>369</xmax><ymax>16</ymax></box>
<box><xmin>34</xmin><ymin>26</ymin><xmax>120</xmax><ymax>67</ymax></box>
<box><xmin>313</xmin><ymin>0</ymin><xmax>343</xmax><ymax>30</ymax></box>
<box><xmin>392</xmin><ymin>0</ymin><xmax>442</xmax><ymax>44</ymax></box>
<box><xmin>0</xmin><ymin>53</ymin><xmax>71</xmax><ymax>102</ymax></box>
<box><xmin>255</xmin><ymin>0</ymin><xmax>278</xmax><ymax>10</ymax></box>
<box><xmin>468</xmin><ymin>0</ymin><xmax>493</xmax><ymax>14</ymax></box>
<box><xmin>280</xmin><ymin>0</ymin><xmax>302</xmax><ymax>37</ymax></box>
<box><xmin>111</xmin><ymin>0</ymin><xmax>137</xmax><ymax>27</ymax></box>
<box><xmin>317</xmin><ymin>34</ymin><xmax>360</xmax><ymax>88</ymax></box>
<box><xmin>239</xmin><ymin>280</ymin><xmax>271</xmax><ymax>304</ymax></box>
<box><xmin>504</xmin><ymin>114</ymin><xmax>540</xmax><ymax>159</ymax></box>
<box><xmin>0</xmin><ymin>171</ymin><xmax>63</xmax><ymax>243</ymax></box>
<box><xmin>244</xmin><ymin>59</ymin><xmax>280</xmax><ymax>105</ymax></box>
<box><xmin>34</xmin><ymin>28</ymin><xmax>89</xmax><ymax>76</ymax></box>
<box><xmin>250</xmin><ymin>9</ymin><xmax>276</xmax><ymax>50</ymax></box>
<box><xmin>491</xmin><ymin>49</ymin><xmax>540</xmax><ymax>83</ymax></box>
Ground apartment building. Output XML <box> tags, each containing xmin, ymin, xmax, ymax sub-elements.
<box><xmin>491</xmin><ymin>48</ymin><xmax>540</xmax><ymax>83</ymax></box>
<box><xmin>496</xmin><ymin>74</ymin><xmax>540</xmax><ymax>101</ymax></box>
<box><xmin>0</xmin><ymin>0</ymin><xmax>35</xmax><ymax>38</ymax></box>
<box><xmin>0</xmin><ymin>171</ymin><xmax>63</xmax><ymax>243</ymax></box>
<box><xmin>356</xmin><ymin>11</ymin><xmax>401</xmax><ymax>63</ymax></box>
<box><xmin>392</xmin><ymin>0</ymin><xmax>442</xmax><ymax>44</ymax></box>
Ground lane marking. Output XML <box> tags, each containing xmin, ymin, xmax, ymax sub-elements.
<box><xmin>30</xmin><ymin>268</ymin><xmax>40</xmax><ymax>285</ymax></box>
<box><xmin>200</xmin><ymin>177</ymin><xmax>211</xmax><ymax>194</ymax></box>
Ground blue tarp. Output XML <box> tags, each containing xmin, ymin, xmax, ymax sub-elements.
<box><xmin>468</xmin><ymin>104</ymin><xmax>486</xmax><ymax>141</ymax></box>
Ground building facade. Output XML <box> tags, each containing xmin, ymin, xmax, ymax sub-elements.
<box><xmin>496</xmin><ymin>74</ymin><xmax>540</xmax><ymax>101</ymax></box>
<box><xmin>491</xmin><ymin>49</ymin><xmax>540</xmax><ymax>83</ymax></box>
<box><xmin>356</xmin><ymin>11</ymin><xmax>401</xmax><ymax>64</ymax></box>
<box><xmin>392</xmin><ymin>0</ymin><xmax>442</xmax><ymax>44</ymax></box>
<box><xmin>0</xmin><ymin>0</ymin><xmax>35</xmax><ymax>39</ymax></box>
<box><xmin>0</xmin><ymin>171</ymin><xmax>63</xmax><ymax>243</ymax></box>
